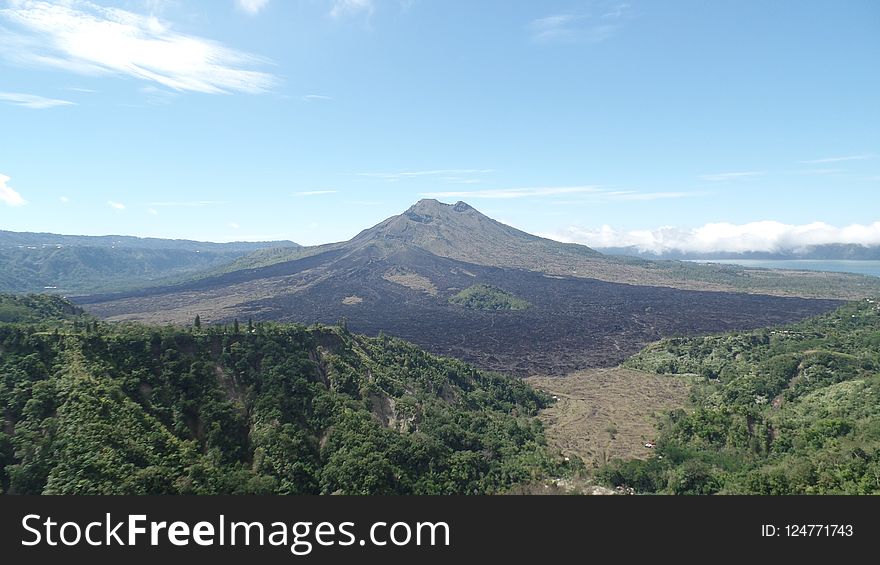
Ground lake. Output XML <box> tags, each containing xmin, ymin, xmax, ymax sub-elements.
<box><xmin>686</xmin><ymin>259</ymin><xmax>880</xmax><ymax>278</ymax></box>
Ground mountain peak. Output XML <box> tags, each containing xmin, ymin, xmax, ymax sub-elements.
<box><xmin>403</xmin><ymin>199</ymin><xmax>483</xmax><ymax>225</ymax></box>
<box><xmin>349</xmin><ymin>198</ymin><xmax>601</xmax><ymax>264</ymax></box>
<box><xmin>407</xmin><ymin>198</ymin><xmax>473</xmax><ymax>214</ymax></box>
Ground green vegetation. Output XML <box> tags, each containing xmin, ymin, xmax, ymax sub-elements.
<box><xmin>0</xmin><ymin>294</ymin><xmax>86</xmax><ymax>324</ymax></box>
<box><xmin>0</xmin><ymin>246</ymin><xmax>250</xmax><ymax>294</ymax></box>
<box><xmin>599</xmin><ymin>298</ymin><xmax>880</xmax><ymax>494</ymax></box>
<box><xmin>0</xmin><ymin>232</ymin><xmax>299</xmax><ymax>294</ymax></box>
<box><xmin>449</xmin><ymin>284</ymin><xmax>531</xmax><ymax>311</ymax></box>
<box><xmin>0</xmin><ymin>294</ymin><xmax>566</xmax><ymax>495</ymax></box>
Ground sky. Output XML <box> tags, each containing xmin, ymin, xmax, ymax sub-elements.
<box><xmin>0</xmin><ymin>0</ymin><xmax>878</xmax><ymax>251</ymax></box>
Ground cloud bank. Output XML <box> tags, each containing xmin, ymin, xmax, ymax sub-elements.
<box><xmin>0</xmin><ymin>0</ymin><xmax>276</xmax><ymax>94</ymax></box>
<box><xmin>547</xmin><ymin>220</ymin><xmax>880</xmax><ymax>254</ymax></box>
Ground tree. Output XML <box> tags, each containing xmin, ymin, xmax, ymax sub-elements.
<box><xmin>194</xmin><ymin>315</ymin><xmax>201</xmax><ymax>329</ymax></box>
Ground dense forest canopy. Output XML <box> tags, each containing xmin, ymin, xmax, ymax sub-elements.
<box><xmin>0</xmin><ymin>294</ymin><xmax>567</xmax><ymax>495</ymax></box>
<box><xmin>600</xmin><ymin>298</ymin><xmax>880</xmax><ymax>494</ymax></box>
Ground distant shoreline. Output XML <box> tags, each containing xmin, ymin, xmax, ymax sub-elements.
<box><xmin>684</xmin><ymin>259</ymin><xmax>880</xmax><ymax>278</ymax></box>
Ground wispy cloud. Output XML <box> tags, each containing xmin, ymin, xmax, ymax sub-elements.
<box><xmin>107</xmin><ymin>200</ymin><xmax>125</xmax><ymax>210</ymax></box>
<box><xmin>0</xmin><ymin>91</ymin><xmax>74</xmax><ymax>109</ymax></box>
<box><xmin>59</xmin><ymin>196</ymin><xmax>70</xmax><ymax>203</ymax></box>
<box><xmin>148</xmin><ymin>200</ymin><xmax>229</xmax><ymax>207</ymax></box>
<box><xmin>355</xmin><ymin>169</ymin><xmax>494</xmax><ymax>182</ymax></box>
<box><xmin>609</xmin><ymin>191</ymin><xmax>700</xmax><ymax>201</ymax></box>
<box><xmin>794</xmin><ymin>168</ymin><xmax>845</xmax><ymax>176</ymax></box>
<box><xmin>66</xmin><ymin>86</ymin><xmax>96</xmax><ymax>93</ymax></box>
<box><xmin>423</xmin><ymin>186</ymin><xmax>703</xmax><ymax>202</ymax></box>
<box><xmin>228</xmin><ymin>221</ymin><xmax>240</xmax><ymax>229</ymax></box>
<box><xmin>329</xmin><ymin>0</ymin><xmax>374</xmax><ymax>19</ymax></box>
<box><xmin>699</xmin><ymin>171</ymin><xmax>764</xmax><ymax>182</ymax></box>
<box><xmin>529</xmin><ymin>14</ymin><xmax>584</xmax><ymax>42</ymax></box>
<box><xmin>236</xmin><ymin>0</ymin><xmax>270</xmax><ymax>15</ymax></box>
<box><xmin>528</xmin><ymin>3</ymin><xmax>630</xmax><ymax>44</ymax></box>
<box><xmin>0</xmin><ymin>0</ymin><xmax>276</xmax><ymax>94</ymax></box>
<box><xmin>547</xmin><ymin>220</ymin><xmax>880</xmax><ymax>254</ymax></box>
<box><xmin>0</xmin><ymin>174</ymin><xmax>27</xmax><ymax>207</ymax></box>
<box><xmin>422</xmin><ymin>186</ymin><xmax>602</xmax><ymax>199</ymax></box>
<box><xmin>302</xmin><ymin>94</ymin><xmax>332</xmax><ymax>102</ymax></box>
<box><xmin>294</xmin><ymin>190</ymin><xmax>338</xmax><ymax>196</ymax></box>
<box><xmin>800</xmin><ymin>155</ymin><xmax>872</xmax><ymax>164</ymax></box>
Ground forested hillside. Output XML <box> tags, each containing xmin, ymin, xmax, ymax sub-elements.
<box><xmin>600</xmin><ymin>298</ymin><xmax>880</xmax><ymax>494</ymax></box>
<box><xmin>0</xmin><ymin>231</ymin><xmax>299</xmax><ymax>294</ymax></box>
<box><xmin>0</xmin><ymin>295</ymin><xmax>562</xmax><ymax>495</ymax></box>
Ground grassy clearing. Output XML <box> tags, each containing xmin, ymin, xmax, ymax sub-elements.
<box><xmin>526</xmin><ymin>368</ymin><xmax>692</xmax><ymax>468</ymax></box>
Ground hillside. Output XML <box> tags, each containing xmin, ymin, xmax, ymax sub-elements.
<box><xmin>0</xmin><ymin>230</ymin><xmax>299</xmax><ymax>294</ymax></box>
<box><xmin>599</xmin><ymin>298</ymin><xmax>880</xmax><ymax>494</ymax></box>
<box><xmin>0</xmin><ymin>295</ymin><xmax>564</xmax><ymax>495</ymax></box>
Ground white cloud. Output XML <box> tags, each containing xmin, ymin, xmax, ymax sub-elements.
<box><xmin>546</xmin><ymin>220</ymin><xmax>880</xmax><ymax>254</ymax></box>
<box><xmin>59</xmin><ymin>195</ymin><xmax>70</xmax><ymax>203</ymax></box>
<box><xmin>795</xmin><ymin>168</ymin><xmax>844</xmax><ymax>175</ymax></box>
<box><xmin>529</xmin><ymin>14</ymin><xmax>583</xmax><ymax>42</ymax></box>
<box><xmin>329</xmin><ymin>0</ymin><xmax>374</xmax><ymax>18</ymax></box>
<box><xmin>528</xmin><ymin>4</ymin><xmax>630</xmax><ymax>44</ymax></box>
<box><xmin>302</xmin><ymin>94</ymin><xmax>332</xmax><ymax>102</ymax></box>
<box><xmin>0</xmin><ymin>91</ymin><xmax>74</xmax><ymax>109</ymax></box>
<box><xmin>236</xmin><ymin>0</ymin><xmax>270</xmax><ymax>15</ymax></box>
<box><xmin>228</xmin><ymin>221</ymin><xmax>240</xmax><ymax>229</ymax></box>
<box><xmin>423</xmin><ymin>186</ymin><xmax>602</xmax><ymax>199</ymax></box>
<box><xmin>422</xmin><ymin>186</ymin><xmax>701</xmax><ymax>201</ymax></box>
<box><xmin>800</xmin><ymin>155</ymin><xmax>871</xmax><ymax>164</ymax></box>
<box><xmin>699</xmin><ymin>171</ymin><xmax>763</xmax><ymax>181</ymax></box>
<box><xmin>294</xmin><ymin>190</ymin><xmax>337</xmax><ymax>196</ymax></box>
<box><xmin>107</xmin><ymin>200</ymin><xmax>126</xmax><ymax>210</ymax></box>
<box><xmin>355</xmin><ymin>169</ymin><xmax>494</xmax><ymax>182</ymax></box>
<box><xmin>0</xmin><ymin>174</ymin><xmax>27</xmax><ymax>207</ymax></box>
<box><xmin>147</xmin><ymin>208</ymin><xmax>158</xmax><ymax>215</ymax></box>
<box><xmin>148</xmin><ymin>200</ymin><xmax>229</xmax><ymax>207</ymax></box>
<box><xmin>609</xmin><ymin>191</ymin><xmax>698</xmax><ymax>201</ymax></box>
<box><xmin>0</xmin><ymin>0</ymin><xmax>276</xmax><ymax>94</ymax></box>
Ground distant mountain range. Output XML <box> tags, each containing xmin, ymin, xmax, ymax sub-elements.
<box><xmin>0</xmin><ymin>230</ymin><xmax>299</xmax><ymax>294</ymax></box>
<box><xmin>597</xmin><ymin>243</ymin><xmax>880</xmax><ymax>261</ymax></box>
<box><xmin>76</xmin><ymin>200</ymin><xmax>847</xmax><ymax>375</ymax></box>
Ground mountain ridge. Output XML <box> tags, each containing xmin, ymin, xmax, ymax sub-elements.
<box><xmin>0</xmin><ymin>230</ymin><xmax>301</xmax><ymax>294</ymax></box>
<box><xmin>0</xmin><ymin>229</ymin><xmax>299</xmax><ymax>252</ymax></box>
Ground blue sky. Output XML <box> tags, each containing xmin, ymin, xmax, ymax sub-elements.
<box><xmin>0</xmin><ymin>0</ymin><xmax>878</xmax><ymax>251</ymax></box>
